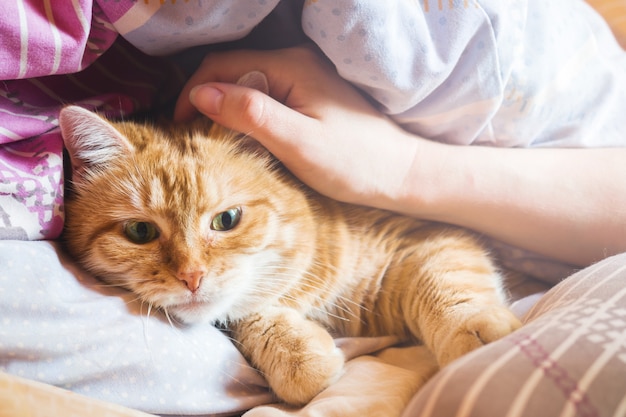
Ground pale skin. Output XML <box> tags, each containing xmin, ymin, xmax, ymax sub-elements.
<box><xmin>174</xmin><ymin>46</ymin><xmax>626</xmax><ymax>268</ymax></box>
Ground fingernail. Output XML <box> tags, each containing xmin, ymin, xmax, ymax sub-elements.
<box><xmin>190</xmin><ymin>85</ymin><xmax>224</xmax><ymax>115</ymax></box>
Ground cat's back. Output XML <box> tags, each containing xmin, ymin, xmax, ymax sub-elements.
<box><xmin>306</xmin><ymin>194</ymin><xmax>431</xmax><ymax>255</ymax></box>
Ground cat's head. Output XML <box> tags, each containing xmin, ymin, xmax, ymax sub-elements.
<box><xmin>60</xmin><ymin>75</ymin><xmax>316</xmax><ymax>325</ymax></box>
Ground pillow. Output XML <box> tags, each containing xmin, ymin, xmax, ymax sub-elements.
<box><xmin>402</xmin><ymin>252</ymin><xmax>626</xmax><ymax>417</ymax></box>
<box><xmin>0</xmin><ymin>240</ymin><xmax>272</xmax><ymax>415</ymax></box>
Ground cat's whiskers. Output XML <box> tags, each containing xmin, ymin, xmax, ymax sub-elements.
<box><xmin>91</xmin><ymin>281</ymin><xmax>128</xmax><ymax>289</ymax></box>
<box><xmin>259</xmin><ymin>275</ymin><xmax>357</xmax><ymax>320</ymax></box>
<box><xmin>297</xmin><ymin>268</ymin><xmax>370</xmax><ymax>313</ymax></box>
<box><xmin>246</xmin><ymin>277</ymin><xmax>353</xmax><ymax>323</ymax></box>
<box><xmin>163</xmin><ymin>308</ymin><xmax>177</xmax><ymax>328</ymax></box>
<box><xmin>250</xmin><ymin>266</ymin><xmax>368</xmax><ymax>321</ymax></box>
<box><xmin>126</xmin><ymin>294</ymin><xmax>149</xmax><ymax>308</ymax></box>
<box><xmin>255</xmin><ymin>263</ymin><xmax>370</xmax><ymax>311</ymax></box>
<box><xmin>140</xmin><ymin>300</ymin><xmax>153</xmax><ymax>347</ymax></box>
<box><xmin>136</xmin><ymin>304</ymin><xmax>258</xmax><ymax>387</ymax></box>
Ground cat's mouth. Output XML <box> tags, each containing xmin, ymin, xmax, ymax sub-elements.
<box><xmin>174</xmin><ymin>299</ymin><xmax>206</xmax><ymax>309</ymax></box>
<box><xmin>166</xmin><ymin>293</ymin><xmax>231</xmax><ymax>324</ymax></box>
<box><xmin>165</xmin><ymin>286</ymin><xmax>248</xmax><ymax>324</ymax></box>
<box><xmin>171</xmin><ymin>295</ymin><xmax>211</xmax><ymax>310</ymax></box>
<box><xmin>168</xmin><ymin>299</ymin><xmax>212</xmax><ymax>323</ymax></box>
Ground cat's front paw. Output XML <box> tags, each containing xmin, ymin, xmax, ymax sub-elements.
<box><xmin>271</xmin><ymin>347</ymin><xmax>344</xmax><ymax>406</ymax></box>
<box><xmin>437</xmin><ymin>306</ymin><xmax>521</xmax><ymax>367</ymax></box>
<box><xmin>267</xmin><ymin>323</ymin><xmax>345</xmax><ymax>406</ymax></box>
<box><xmin>234</xmin><ymin>309</ymin><xmax>345</xmax><ymax>406</ymax></box>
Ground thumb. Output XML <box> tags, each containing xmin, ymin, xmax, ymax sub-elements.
<box><xmin>189</xmin><ymin>82</ymin><xmax>316</xmax><ymax>161</ymax></box>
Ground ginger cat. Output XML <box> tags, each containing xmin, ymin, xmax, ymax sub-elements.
<box><xmin>60</xmin><ymin>73</ymin><xmax>520</xmax><ymax>406</ymax></box>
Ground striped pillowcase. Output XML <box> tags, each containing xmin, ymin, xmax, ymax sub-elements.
<box><xmin>402</xmin><ymin>252</ymin><xmax>626</xmax><ymax>417</ymax></box>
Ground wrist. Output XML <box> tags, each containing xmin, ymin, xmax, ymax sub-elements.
<box><xmin>379</xmin><ymin>135</ymin><xmax>454</xmax><ymax>221</ymax></box>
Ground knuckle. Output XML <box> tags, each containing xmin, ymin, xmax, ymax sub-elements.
<box><xmin>239</xmin><ymin>89</ymin><xmax>266</xmax><ymax>129</ymax></box>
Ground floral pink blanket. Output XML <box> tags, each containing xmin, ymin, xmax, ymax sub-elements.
<box><xmin>0</xmin><ymin>0</ymin><xmax>183</xmax><ymax>240</ymax></box>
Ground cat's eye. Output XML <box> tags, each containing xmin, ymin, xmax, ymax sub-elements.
<box><xmin>211</xmin><ymin>207</ymin><xmax>242</xmax><ymax>231</ymax></box>
<box><xmin>124</xmin><ymin>221</ymin><xmax>159</xmax><ymax>244</ymax></box>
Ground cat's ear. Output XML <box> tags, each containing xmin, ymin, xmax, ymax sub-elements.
<box><xmin>59</xmin><ymin>106</ymin><xmax>133</xmax><ymax>176</ymax></box>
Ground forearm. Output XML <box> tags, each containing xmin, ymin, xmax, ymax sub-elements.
<box><xmin>386</xmin><ymin>140</ymin><xmax>626</xmax><ymax>267</ymax></box>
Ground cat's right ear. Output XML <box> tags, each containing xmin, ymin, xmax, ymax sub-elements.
<box><xmin>59</xmin><ymin>106</ymin><xmax>133</xmax><ymax>177</ymax></box>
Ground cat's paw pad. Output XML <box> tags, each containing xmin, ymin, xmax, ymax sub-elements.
<box><xmin>438</xmin><ymin>307</ymin><xmax>521</xmax><ymax>367</ymax></box>
<box><xmin>269</xmin><ymin>334</ymin><xmax>345</xmax><ymax>406</ymax></box>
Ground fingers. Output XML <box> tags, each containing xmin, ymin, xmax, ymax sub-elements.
<box><xmin>173</xmin><ymin>46</ymin><xmax>327</xmax><ymax>122</ymax></box>
<box><xmin>173</xmin><ymin>49</ymin><xmax>285</xmax><ymax>122</ymax></box>
<box><xmin>188</xmin><ymin>81</ymin><xmax>319</xmax><ymax>164</ymax></box>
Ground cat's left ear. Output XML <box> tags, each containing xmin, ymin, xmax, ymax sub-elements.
<box><xmin>59</xmin><ymin>106</ymin><xmax>133</xmax><ymax>177</ymax></box>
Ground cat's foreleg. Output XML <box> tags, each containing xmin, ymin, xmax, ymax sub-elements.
<box><xmin>231</xmin><ymin>307</ymin><xmax>344</xmax><ymax>406</ymax></box>
<box><xmin>397</xmin><ymin>243</ymin><xmax>521</xmax><ymax>367</ymax></box>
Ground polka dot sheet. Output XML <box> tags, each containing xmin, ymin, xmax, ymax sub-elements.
<box><xmin>0</xmin><ymin>241</ymin><xmax>272</xmax><ymax>415</ymax></box>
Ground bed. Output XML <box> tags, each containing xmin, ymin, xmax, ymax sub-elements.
<box><xmin>2</xmin><ymin>1</ymin><xmax>626</xmax><ymax>416</ymax></box>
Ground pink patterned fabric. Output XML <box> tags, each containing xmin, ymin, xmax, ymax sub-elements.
<box><xmin>1</xmin><ymin>1</ymin><xmax>93</xmax><ymax>80</ymax></box>
<box><xmin>0</xmin><ymin>1</ymin><xmax>182</xmax><ymax>239</ymax></box>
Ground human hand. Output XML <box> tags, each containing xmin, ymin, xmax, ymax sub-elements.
<box><xmin>174</xmin><ymin>46</ymin><xmax>421</xmax><ymax>209</ymax></box>
<box><xmin>174</xmin><ymin>45</ymin><xmax>626</xmax><ymax>266</ymax></box>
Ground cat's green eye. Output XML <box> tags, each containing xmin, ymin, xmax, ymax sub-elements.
<box><xmin>211</xmin><ymin>207</ymin><xmax>242</xmax><ymax>231</ymax></box>
<box><xmin>124</xmin><ymin>221</ymin><xmax>159</xmax><ymax>244</ymax></box>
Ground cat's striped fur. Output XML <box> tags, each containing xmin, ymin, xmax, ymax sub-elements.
<box><xmin>60</xmin><ymin>105</ymin><xmax>520</xmax><ymax>406</ymax></box>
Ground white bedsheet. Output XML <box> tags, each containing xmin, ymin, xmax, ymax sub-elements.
<box><xmin>0</xmin><ymin>241</ymin><xmax>448</xmax><ymax>416</ymax></box>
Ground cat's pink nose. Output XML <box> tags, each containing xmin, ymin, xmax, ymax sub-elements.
<box><xmin>176</xmin><ymin>270</ymin><xmax>205</xmax><ymax>292</ymax></box>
